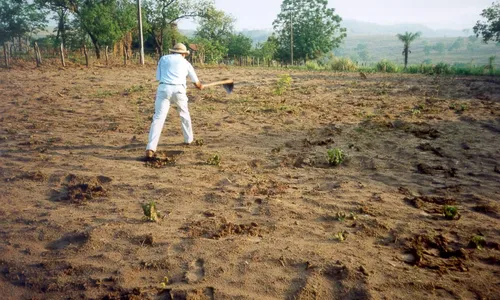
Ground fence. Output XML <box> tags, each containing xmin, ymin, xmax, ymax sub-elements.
<box><xmin>1</xmin><ymin>42</ymin><xmax>287</xmax><ymax>69</ymax></box>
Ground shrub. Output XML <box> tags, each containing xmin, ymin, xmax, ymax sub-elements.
<box><xmin>329</xmin><ymin>57</ymin><xmax>358</xmax><ymax>71</ymax></box>
<box><xmin>273</xmin><ymin>74</ymin><xmax>292</xmax><ymax>95</ymax></box>
<box><xmin>305</xmin><ymin>60</ymin><xmax>322</xmax><ymax>70</ymax></box>
<box><xmin>443</xmin><ymin>205</ymin><xmax>459</xmax><ymax>220</ymax></box>
<box><xmin>434</xmin><ymin>62</ymin><xmax>451</xmax><ymax>75</ymax></box>
<box><xmin>327</xmin><ymin>148</ymin><xmax>345</xmax><ymax>166</ymax></box>
<box><xmin>376</xmin><ymin>59</ymin><xmax>399</xmax><ymax>73</ymax></box>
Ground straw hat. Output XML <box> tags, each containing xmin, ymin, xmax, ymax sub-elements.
<box><xmin>169</xmin><ymin>43</ymin><xmax>190</xmax><ymax>55</ymax></box>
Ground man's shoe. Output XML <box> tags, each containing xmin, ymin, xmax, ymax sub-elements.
<box><xmin>145</xmin><ymin>150</ymin><xmax>155</xmax><ymax>159</ymax></box>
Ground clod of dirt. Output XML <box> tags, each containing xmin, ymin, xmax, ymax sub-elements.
<box><xmin>405</xmin><ymin>234</ymin><xmax>468</xmax><ymax>272</ymax></box>
<box><xmin>416</xmin><ymin>163</ymin><xmax>457</xmax><ymax>177</ymax></box>
<box><xmin>55</xmin><ymin>174</ymin><xmax>110</xmax><ymax>203</ymax></box>
<box><xmin>417</xmin><ymin>143</ymin><xmax>445</xmax><ymax>157</ymax></box>
<box><xmin>187</xmin><ymin>217</ymin><xmax>262</xmax><ymax>239</ymax></box>
<box><xmin>144</xmin><ymin>150</ymin><xmax>179</xmax><ymax>168</ymax></box>
<box><xmin>408</xmin><ymin>126</ymin><xmax>440</xmax><ymax>139</ymax></box>
<box><xmin>141</xmin><ymin>233</ymin><xmax>154</xmax><ymax>246</ymax></box>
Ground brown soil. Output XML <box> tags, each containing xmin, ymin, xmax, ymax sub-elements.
<box><xmin>0</xmin><ymin>63</ymin><xmax>499</xmax><ymax>299</ymax></box>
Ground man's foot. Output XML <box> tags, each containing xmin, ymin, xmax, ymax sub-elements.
<box><xmin>145</xmin><ymin>150</ymin><xmax>155</xmax><ymax>159</ymax></box>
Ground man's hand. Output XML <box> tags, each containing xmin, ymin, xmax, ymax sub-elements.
<box><xmin>194</xmin><ymin>81</ymin><xmax>203</xmax><ymax>90</ymax></box>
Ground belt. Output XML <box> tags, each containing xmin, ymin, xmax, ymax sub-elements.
<box><xmin>160</xmin><ymin>82</ymin><xmax>183</xmax><ymax>85</ymax></box>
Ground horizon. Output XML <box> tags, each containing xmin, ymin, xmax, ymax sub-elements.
<box><xmin>178</xmin><ymin>0</ymin><xmax>492</xmax><ymax>32</ymax></box>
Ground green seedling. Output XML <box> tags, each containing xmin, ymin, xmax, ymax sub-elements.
<box><xmin>160</xmin><ymin>276</ymin><xmax>169</xmax><ymax>289</ymax></box>
<box><xmin>334</xmin><ymin>231</ymin><xmax>348</xmax><ymax>241</ymax></box>
<box><xmin>195</xmin><ymin>138</ymin><xmax>204</xmax><ymax>146</ymax></box>
<box><xmin>327</xmin><ymin>148</ymin><xmax>345</xmax><ymax>166</ymax></box>
<box><xmin>469</xmin><ymin>235</ymin><xmax>486</xmax><ymax>249</ymax></box>
<box><xmin>142</xmin><ymin>201</ymin><xmax>158</xmax><ymax>222</ymax></box>
<box><xmin>273</xmin><ymin>74</ymin><xmax>292</xmax><ymax>96</ymax></box>
<box><xmin>207</xmin><ymin>154</ymin><xmax>221</xmax><ymax>166</ymax></box>
<box><xmin>443</xmin><ymin>205</ymin><xmax>460</xmax><ymax>220</ymax></box>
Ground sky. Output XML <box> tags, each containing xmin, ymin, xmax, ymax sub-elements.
<box><xmin>178</xmin><ymin>0</ymin><xmax>493</xmax><ymax>31</ymax></box>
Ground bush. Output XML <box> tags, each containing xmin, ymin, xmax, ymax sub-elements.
<box><xmin>434</xmin><ymin>62</ymin><xmax>451</xmax><ymax>75</ymax></box>
<box><xmin>327</xmin><ymin>148</ymin><xmax>345</xmax><ymax>166</ymax></box>
<box><xmin>329</xmin><ymin>57</ymin><xmax>358</xmax><ymax>71</ymax></box>
<box><xmin>305</xmin><ymin>60</ymin><xmax>323</xmax><ymax>70</ymax></box>
<box><xmin>376</xmin><ymin>59</ymin><xmax>399</xmax><ymax>73</ymax></box>
<box><xmin>273</xmin><ymin>74</ymin><xmax>292</xmax><ymax>95</ymax></box>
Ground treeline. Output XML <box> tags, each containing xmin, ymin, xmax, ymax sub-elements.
<box><xmin>0</xmin><ymin>0</ymin><xmax>347</xmax><ymax>65</ymax></box>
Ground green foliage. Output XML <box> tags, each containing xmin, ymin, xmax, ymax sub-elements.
<box><xmin>329</xmin><ymin>57</ymin><xmax>358</xmax><ymax>71</ymax></box>
<box><xmin>255</xmin><ymin>35</ymin><xmax>279</xmax><ymax>61</ymax></box>
<box><xmin>143</xmin><ymin>0</ymin><xmax>212</xmax><ymax>55</ymax></box>
<box><xmin>396</xmin><ymin>31</ymin><xmax>421</xmax><ymax>69</ymax></box>
<box><xmin>0</xmin><ymin>0</ymin><xmax>47</xmax><ymax>43</ymax></box>
<box><xmin>273</xmin><ymin>74</ymin><xmax>292</xmax><ymax>95</ymax></box>
<box><xmin>443</xmin><ymin>205</ymin><xmax>459</xmax><ymax>220</ymax></box>
<box><xmin>227</xmin><ymin>33</ymin><xmax>253</xmax><ymax>57</ymax></box>
<box><xmin>305</xmin><ymin>60</ymin><xmax>322</xmax><ymax>70</ymax></box>
<box><xmin>434</xmin><ymin>62</ymin><xmax>451</xmax><ymax>75</ymax></box>
<box><xmin>327</xmin><ymin>148</ymin><xmax>345</xmax><ymax>166</ymax></box>
<box><xmin>273</xmin><ymin>0</ymin><xmax>346</xmax><ymax>63</ymax></box>
<box><xmin>194</xmin><ymin>7</ymin><xmax>235</xmax><ymax>63</ymax></box>
<box><xmin>207</xmin><ymin>154</ymin><xmax>221</xmax><ymax>166</ymax></box>
<box><xmin>142</xmin><ymin>201</ymin><xmax>158</xmax><ymax>222</ymax></box>
<box><xmin>474</xmin><ymin>1</ymin><xmax>500</xmax><ymax>43</ymax></box>
<box><xmin>469</xmin><ymin>235</ymin><xmax>486</xmax><ymax>249</ymax></box>
<box><xmin>376</xmin><ymin>59</ymin><xmax>399</xmax><ymax>72</ymax></box>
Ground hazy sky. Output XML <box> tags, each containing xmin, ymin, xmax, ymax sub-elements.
<box><xmin>178</xmin><ymin>0</ymin><xmax>493</xmax><ymax>31</ymax></box>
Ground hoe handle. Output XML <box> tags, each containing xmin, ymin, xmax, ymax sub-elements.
<box><xmin>202</xmin><ymin>79</ymin><xmax>234</xmax><ymax>88</ymax></box>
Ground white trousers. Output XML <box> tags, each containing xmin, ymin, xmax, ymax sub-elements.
<box><xmin>146</xmin><ymin>84</ymin><xmax>193</xmax><ymax>151</ymax></box>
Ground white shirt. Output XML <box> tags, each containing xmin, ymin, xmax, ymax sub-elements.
<box><xmin>156</xmin><ymin>53</ymin><xmax>199</xmax><ymax>85</ymax></box>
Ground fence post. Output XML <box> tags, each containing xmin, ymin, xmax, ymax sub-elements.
<box><xmin>34</xmin><ymin>42</ymin><xmax>40</xmax><ymax>67</ymax></box>
<box><xmin>60</xmin><ymin>43</ymin><xmax>66</xmax><ymax>67</ymax></box>
<box><xmin>83</xmin><ymin>44</ymin><xmax>89</xmax><ymax>67</ymax></box>
<box><xmin>3</xmin><ymin>43</ymin><xmax>8</xmax><ymax>68</ymax></box>
<box><xmin>105</xmin><ymin>46</ymin><xmax>109</xmax><ymax>65</ymax></box>
<box><xmin>123</xmin><ymin>45</ymin><xmax>127</xmax><ymax>65</ymax></box>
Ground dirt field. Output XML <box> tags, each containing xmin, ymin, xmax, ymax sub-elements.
<box><xmin>0</xmin><ymin>62</ymin><xmax>499</xmax><ymax>300</ymax></box>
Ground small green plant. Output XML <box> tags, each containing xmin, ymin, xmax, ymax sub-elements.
<box><xmin>195</xmin><ymin>138</ymin><xmax>204</xmax><ymax>146</ymax></box>
<box><xmin>376</xmin><ymin>59</ymin><xmax>399</xmax><ymax>73</ymax></box>
<box><xmin>142</xmin><ymin>201</ymin><xmax>158</xmax><ymax>222</ymax></box>
<box><xmin>443</xmin><ymin>205</ymin><xmax>460</xmax><ymax>220</ymax></box>
<box><xmin>327</xmin><ymin>148</ymin><xmax>345</xmax><ymax>166</ymax></box>
<box><xmin>469</xmin><ymin>235</ymin><xmax>486</xmax><ymax>249</ymax></box>
<box><xmin>334</xmin><ymin>231</ymin><xmax>348</xmax><ymax>241</ymax></box>
<box><xmin>160</xmin><ymin>276</ymin><xmax>169</xmax><ymax>289</ymax></box>
<box><xmin>329</xmin><ymin>57</ymin><xmax>358</xmax><ymax>71</ymax></box>
<box><xmin>273</xmin><ymin>74</ymin><xmax>292</xmax><ymax>95</ymax></box>
<box><xmin>207</xmin><ymin>154</ymin><xmax>221</xmax><ymax>166</ymax></box>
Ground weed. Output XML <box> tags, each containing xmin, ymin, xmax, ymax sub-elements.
<box><xmin>329</xmin><ymin>57</ymin><xmax>358</xmax><ymax>71</ymax></box>
<box><xmin>327</xmin><ymin>148</ymin><xmax>345</xmax><ymax>166</ymax></box>
<box><xmin>273</xmin><ymin>74</ymin><xmax>292</xmax><ymax>96</ymax></box>
<box><xmin>207</xmin><ymin>154</ymin><xmax>221</xmax><ymax>166</ymax></box>
<box><xmin>334</xmin><ymin>231</ymin><xmax>348</xmax><ymax>241</ymax></box>
<box><xmin>376</xmin><ymin>59</ymin><xmax>399</xmax><ymax>73</ymax></box>
<box><xmin>160</xmin><ymin>276</ymin><xmax>169</xmax><ymax>289</ymax></box>
<box><xmin>142</xmin><ymin>201</ymin><xmax>158</xmax><ymax>222</ymax></box>
<box><xmin>195</xmin><ymin>139</ymin><xmax>204</xmax><ymax>146</ymax></box>
<box><xmin>443</xmin><ymin>205</ymin><xmax>460</xmax><ymax>220</ymax></box>
<box><xmin>469</xmin><ymin>235</ymin><xmax>486</xmax><ymax>249</ymax></box>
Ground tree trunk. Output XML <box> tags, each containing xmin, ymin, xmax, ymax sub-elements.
<box><xmin>60</xmin><ymin>43</ymin><xmax>66</xmax><ymax>67</ymax></box>
<box><xmin>3</xmin><ymin>43</ymin><xmax>8</xmax><ymax>68</ymax></box>
<box><xmin>404</xmin><ymin>46</ymin><xmax>409</xmax><ymax>69</ymax></box>
<box><xmin>105</xmin><ymin>46</ymin><xmax>109</xmax><ymax>65</ymax></box>
<box><xmin>34</xmin><ymin>42</ymin><xmax>41</xmax><ymax>67</ymax></box>
<box><xmin>87</xmin><ymin>32</ymin><xmax>101</xmax><ymax>59</ymax></box>
<box><xmin>83</xmin><ymin>44</ymin><xmax>89</xmax><ymax>67</ymax></box>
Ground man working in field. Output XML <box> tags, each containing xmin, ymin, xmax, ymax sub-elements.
<box><xmin>145</xmin><ymin>43</ymin><xmax>203</xmax><ymax>159</ymax></box>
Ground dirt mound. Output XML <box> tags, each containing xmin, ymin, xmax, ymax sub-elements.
<box><xmin>53</xmin><ymin>174</ymin><xmax>111</xmax><ymax>203</ymax></box>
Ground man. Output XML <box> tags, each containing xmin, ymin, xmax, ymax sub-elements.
<box><xmin>145</xmin><ymin>43</ymin><xmax>203</xmax><ymax>159</ymax></box>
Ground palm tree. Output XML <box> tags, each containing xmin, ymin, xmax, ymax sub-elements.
<box><xmin>397</xmin><ymin>31</ymin><xmax>421</xmax><ymax>69</ymax></box>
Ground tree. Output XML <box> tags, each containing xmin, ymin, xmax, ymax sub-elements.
<box><xmin>448</xmin><ymin>37</ymin><xmax>464</xmax><ymax>52</ymax></box>
<box><xmin>432</xmin><ymin>42</ymin><xmax>446</xmax><ymax>54</ymax></box>
<box><xmin>35</xmin><ymin>0</ymin><xmax>72</xmax><ymax>46</ymax></box>
<box><xmin>396</xmin><ymin>31</ymin><xmax>421</xmax><ymax>69</ymax></box>
<box><xmin>256</xmin><ymin>35</ymin><xmax>279</xmax><ymax>62</ymax></box>
<box><xmin>76</xmin><ymin>0</ymin><xmax>136</xmax><ymax>58</ymax></box>
<box><xmin>227</xmin><ymin>33</ymin><xmax>253</xmax><ymax>57</ymax></box>
<box><xmin>0</xmin><ymin>0</ymin><xmax>47</xmax><ymax>45</ymax></box>
<box><xmin>143</xmin><ymin>0</ymin><xmax>212</xmax><ymax>55</ymax></box>
<box><xmin>474</xmin><ymin>1</ymin><xmax>500</xmax><ymax>43</ymax></box>
<box><xmin>273</xmin><ymin>0</ymin><xmax>346</xmax><ymax>63</ymax></box>
<box><xmin>194</xmin><ymin>7</ymin><xmax>235</xmax><ymax>62</ymax></box>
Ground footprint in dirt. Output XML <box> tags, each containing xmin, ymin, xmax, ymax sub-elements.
<box><xmin>184</xmin><ymin>259</ymin><xmax>205</xmax><ymax>283</ymax></box>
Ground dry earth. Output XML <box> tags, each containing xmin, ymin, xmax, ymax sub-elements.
<box><xmin>0</xmin><ymin>62</ymin><xmax>499</xmax><ymax>300</ymax></box>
